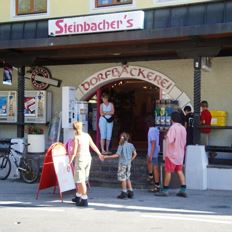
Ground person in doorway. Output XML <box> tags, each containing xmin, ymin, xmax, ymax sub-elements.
<box><xmin>184</xmin><ymin>105</ymin><xmax>194</xmax><ymax>145</ymax></box>
<box><xmin>103</xmin><ymin>132</ymin><xmax>137</xmax><ymax>199</ymax></box>
<box><xmin>155</xmin><ymin>111</ymin><xmax>187</xmax><ymax>197</ymax></box>
<box><xmin>69</xmin><ymin>121</ymin><xmax>104</xmax><ymax>207</ymax></box>
<box><xmin>146</xmin><ymin>115</ymin><xmax>160</xmax><ymax>192</ymax></box>
<box><xmin>200</xmin><ymin>100</ymin><xmax>212</xmax><ymax>145</ymax></box>
<box><xmin>99</xmin><ymin>93</ymin><xmax>115</xmax><ymax>154</ymax></box>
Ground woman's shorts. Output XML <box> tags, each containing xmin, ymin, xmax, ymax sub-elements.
<box><xmin>74</xmin><ymin>158</ymin><xmax>91</xmax><ymax>183</ymax></box>
<box><xmin>165</xmin><ymin>157</ymin><xmax>183</xmax><ymax>173</ymax></box>
<box><xmin>99</xmin><ymin>116</ymin><xmax>113</xmax><ymax>140</ymax></box>
<box><xmin>117</xmin><ymin>163</ymin><xmax>131</xmax><ymax>181</ymax></box>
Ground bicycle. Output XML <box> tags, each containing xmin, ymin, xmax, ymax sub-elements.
<box><xmin>0</xmin><ymin>142</ymin><xmax>40</xmax><ymax>183</ymax></box>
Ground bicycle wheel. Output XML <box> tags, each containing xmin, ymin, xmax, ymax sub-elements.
<box><xmin>20</xmin><ymin>159</ymin><xmax>39</xmax><ymax>183</ymax></box>
<box><xmin>0</xmin><ymin>155</ymin><xmax>11</xmax><ymax>180</ymax></box>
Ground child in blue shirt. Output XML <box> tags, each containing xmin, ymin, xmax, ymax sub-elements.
<box><xmin>103</xmin><ymin>132</ymin><xmax>137</xmax><ymax>199</ymax></box>
<box><xmin>146</xmin><ymin>116</ymin><xmax>160</xmax><ymax>192</ymax></box>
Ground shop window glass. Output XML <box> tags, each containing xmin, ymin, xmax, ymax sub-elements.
<box><xmin>96</xmin><ymin>0</ymin><xmax>132</xmax><ymax>8</ymax></box>
<box><xmin>16</xmin><ymin>0</ymin><xmax>47</xmax><ymax>15</ymax></box>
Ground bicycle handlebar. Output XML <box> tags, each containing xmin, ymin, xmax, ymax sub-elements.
<box><xmin>10</xmin><ymin>142</ymin><xmax>30</xmax><ymax>146</ymax></box>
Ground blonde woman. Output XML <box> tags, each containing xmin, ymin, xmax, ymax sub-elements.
<box><xmin>69</xmin><ymin>121</ymin><xmax>103</xmax><ymax>207</ymax></box>
<box><xmin>99</xmin><ymin>93</ymin><xmax>115</xmax><ymax>154</ymax></box>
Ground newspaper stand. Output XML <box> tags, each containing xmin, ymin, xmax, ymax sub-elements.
<box><xmin>36</xmin><ymin>142</ymin><xmax>75</xmax><ymax>202</ymax></box>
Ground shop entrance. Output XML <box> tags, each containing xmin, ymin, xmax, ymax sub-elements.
<box><xmin>82</xmin><ymin>65</ymin><xmax>191</xmax><ymax>153</ymax></box>
<box><xmin>101</xmin><ymin>79</ymin><xmax>160</xmax><ymax>150</ymax></box>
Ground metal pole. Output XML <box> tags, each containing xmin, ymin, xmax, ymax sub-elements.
<box><xmin>96</xmin><ymin>89</ymin><xmax>101</xmax><ymax>148</ymax></box>
<box><xmin>193</xmin><ymin>57</ymin><xmax>201</xmax><ymax>145</ymax></box>
<box><xmin>17</xmin><ymin>66</ymin><xmax>25</xmax><ymax>138</ymax></box>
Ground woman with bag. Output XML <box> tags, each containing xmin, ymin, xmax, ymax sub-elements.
<box><xmin>99</xmin><ymin>92</ymin><xmax>115</xmax><ymax>154</ymax></box>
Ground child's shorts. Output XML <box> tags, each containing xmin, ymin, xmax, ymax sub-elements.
<box><xmin>152</xmin><ymin>157</ymin><xmax>159</xmax><ymax>165</ymax></box>
<box><xmin>117</xmin><ymin>163</ymin><xmax>131</xmax><ymax>181</ymax></box>
<box><xmin>165</xmin><ymin>157</ymin><xmax>183</xmax><ymax>173</ymax></box>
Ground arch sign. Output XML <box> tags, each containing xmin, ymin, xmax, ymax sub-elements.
<box><xmin>77</xmin><ymin>65</ymin><xmax>191</xmax><ymax>108</ymax></box>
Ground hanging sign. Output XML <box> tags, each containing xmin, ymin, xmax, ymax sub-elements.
<box><xmin>30</xmin><ymin>67</ymin><xmax>62</xmax><ymax>90</ymax></box>
<box><xmin>49</xmin><ymin>11</ymin><xmax>144</xmax><ymax>36</ymax></box>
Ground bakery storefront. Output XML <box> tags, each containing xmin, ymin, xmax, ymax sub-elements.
<box><xmin>1</xmin><ymin>1</ymin><xmax>232</xmax><ymax>189</ymax></box>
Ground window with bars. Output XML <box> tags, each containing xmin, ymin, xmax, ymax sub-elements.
<box><xmin>96</xmin><ymin>0</ymin><xmax>133</xmax><ymax>8</ymax></box>
<box><xmin>16</xmin><ymin>0</ymin><xmax>47</xmax><ymax>15</ymax></box>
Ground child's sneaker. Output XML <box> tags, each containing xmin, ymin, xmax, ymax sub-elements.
<box><xmin>117</xmin><ymin>191</ymin><xmax>128</xmax><ymax>199</ymax></box>
<box><xmin>76</xmin><ymin>198</ymin><xmax>88</xmax><ymax>207</ymax></box>
<box><xmin>149</xmin><ymin>185</ymin><xmax>160</xmax><ymax>193</ymax></box>
<box><xmin>176</xmin><ymin>191</ymin><xmax>187</xmax><ymax>198</ymax></box>
<box><xmin>147</xmin><ymin>175</ymin><xmax>154</xmax><ymax>183</ymax></box>
<box><xmin>127</xmin><ymin>190</ymin><xmax>134</xmax><ymax>199</ymax></box>
<box><xmin>155</xmin><ymin>191</ymin><xmax>169</xmax><ymax>197</ymax></box>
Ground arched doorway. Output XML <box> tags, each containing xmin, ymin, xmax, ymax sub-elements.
<box><xmin>77</xmin><ymin>65</ymin><xmax>191</xmax><ymax>150</ymax></box>
<box><xmin>100</xmin><ymin>79</ymin><xmax>160</xmax><ymax>149</ymax></box>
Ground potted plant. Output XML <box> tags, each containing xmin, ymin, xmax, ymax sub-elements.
<box><xmin>27</xmin><ymin>125</ymin><xmax>45</xmax><ymax>153</ymax></box>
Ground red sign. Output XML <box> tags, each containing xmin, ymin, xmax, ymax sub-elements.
<box><xmin>49</xmin><ymin>11</ymin><xmax>144</xmax><ymax>36</ymax></box>
<box><xmin>36</xmin><ymin>142</ymin><xmax>75</xmax><ymax>202</ymax></box>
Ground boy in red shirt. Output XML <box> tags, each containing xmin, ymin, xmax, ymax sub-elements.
<box><xmin>200</xmin><ymin>101</ymin><xmax>212</xmax><ymax>145</ymax></box>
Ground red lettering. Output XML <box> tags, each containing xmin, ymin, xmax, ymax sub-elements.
<box><xmin>112</xmin><ymin>68</ymin><xmax>120</xmax><ymax>77</ymax></box>
<box><xmin>111</xmin><ymin>21</ymin><xmax>116</xmax><ymax>29</ymax></box>
<box><xmin>146</xmin><ymin>72</ymin><xmax>154</xmax><ymax>81</ymax></box>
<box><xmin>137</xmin><ymin>68</ymin><xmax>146</xmax><ymax>79</ymax></box>
<box><xmin>127</xmin><ymin>19</ymin><xmax>133</xmax><ymax>28</ymax></box>
<box><xmin>98</xmin><ymin>22</ymin><xmax>103</xmax><ymax>30</ymax></box>
<box><xmin>55</xmin><ymin>19</ymin><xmax>64</xmax><ymax>34</ymax></box>
<box><xmin>119</xmin><ymin>66</ymin><xmax>129</xmax><ymax>77</ymax></box>
<box><xmin>130</xmin><ymin>68</ymin><xmax>137</xmax><ymax>76</ymax></box>
<box><xmin>91</xmin><ymin>23</ymin><xmax>97</xmax><ymax>31</ymax></box>
<box><xmin>81</xmin><ymin>81</ymin><xmax>90</xmax><ymax>91</ymax></box>
<box><xmin>153</xmin><ymin>75</ymin><xmax>162</xmax><ymax>85</ymax></box>
<box><xmin>104</xmin><ymin>70</ymin><xmax>111</xmax><ymax>79</ymax></box>
<box><xmin>84</xmin><ymin>22</ymin><xmax>90</xmax><ymax>31</ymax></box>
<box><xmin>68</xmin><ymin>24</ymin><xmax>73</xmax><ymax>33</ymax></box>
<box><xmin>117</xmin><ymin>20</ymin><xmax>122</xmax><ymax>29</ymax></box>
<box><xmin>90</xmin><ymin>77</ymin><xmax>98</xmax><ymax>86</ymax></box>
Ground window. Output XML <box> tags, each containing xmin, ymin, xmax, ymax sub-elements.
<box><xmin>96</xmin><ymin>0</ymin><xmax>133</xmax><ymax>8</ymax></box>
<box><xmin>16</xmin><ymin>0</ymin><xmax>47</xmax><ymax>15</ymax></box>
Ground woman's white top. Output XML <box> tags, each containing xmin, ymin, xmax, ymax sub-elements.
<box><xmin>101</xmin><ymin>102</ymin><xmax>113</xmax><ymax>119</ymax></box>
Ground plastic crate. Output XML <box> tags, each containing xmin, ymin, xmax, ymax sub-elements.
<box><xmin>210</xmin><ymin>110</ymin><xmax>227</xmax><ymax>126</ymax></box>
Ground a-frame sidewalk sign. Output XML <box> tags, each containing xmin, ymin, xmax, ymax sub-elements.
<box><xmin>36</xmin><ymin>142</ymin><xmax>76</xmax><ymax>202</ymax></box>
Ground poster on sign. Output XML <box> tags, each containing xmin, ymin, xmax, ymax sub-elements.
<box><xmin>51</xmin><ymin>143</ymin><xmax>75</xmax><ymax>193</ymax></box>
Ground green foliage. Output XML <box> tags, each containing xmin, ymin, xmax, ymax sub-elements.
<box><xmin>28</xmin><ymin>125</ymin><xmax>44</xmax><ymax>134</ymax></box>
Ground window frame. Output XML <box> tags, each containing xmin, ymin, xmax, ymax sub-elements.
<box><xmin>16</xmin><ymin>0</ymin><xmax>47</xmax><ymax>16</ymax></box>
<box><xmin>95</xmin><ymin>0</ymin><xmax>133</xmax><ymax>8</ymax></box>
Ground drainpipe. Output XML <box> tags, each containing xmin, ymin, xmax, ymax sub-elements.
<box><xmin>17</xmin><ymin>66</ymin><xmax>25</xmax><ymax>138</ymax></box>
<box><xmin>193</xmin><ymin>57</ymin><xmax>201</xmax><ymax>145</ymax></box>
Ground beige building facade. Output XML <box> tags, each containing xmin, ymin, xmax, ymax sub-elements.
<box><xmin>1</xmin><ymin>56</ymin><xmax>232</xmax><ymax>146</ymax></box>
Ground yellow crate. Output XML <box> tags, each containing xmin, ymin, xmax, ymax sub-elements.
<box><xmin>210</xmin><ymin>110</ymin><xmax>227</xmax><ymax>126</ymax></box>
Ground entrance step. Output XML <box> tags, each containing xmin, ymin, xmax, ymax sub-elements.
<box><xmin>90</xmin><ymin>156</ymin><xmax>180</xmax><ymax>189</ymax></box>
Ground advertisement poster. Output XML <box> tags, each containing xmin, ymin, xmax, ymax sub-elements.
<box><xmin>3</xmin><ymin>66</ymin><xmax>13</xmax><ymax>85</ymax></box>
<box><xmin>52</xmin><ymin>143</ymin><xmax>75</xmax><ymax>193</ymax></box>
<box><xmin>24</xmin><ymin>97</ymin><xmax>36</xmax><ymax>116</ymax></box>
<box><xmin>0</xmin><ymin>96</ymin><xmax>7</xmax><ymax>116</ymax></box>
